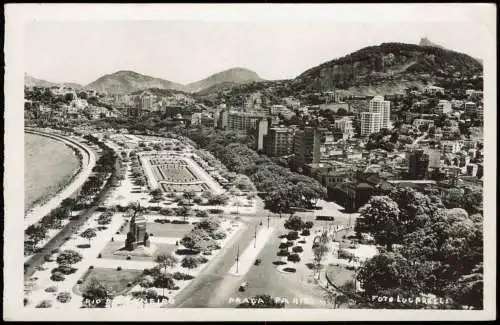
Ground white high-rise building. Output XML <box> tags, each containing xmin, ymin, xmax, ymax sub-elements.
<box><xmin>361</xmin><ymin>112</ymin><xmax>381</xmax><ymax>137</ymax></box>
<box><xmin>369</xmin><ymin>95</ymin><xmax>391</xmax><ymax>129</ymax></box>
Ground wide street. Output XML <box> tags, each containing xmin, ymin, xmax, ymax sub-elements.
<box><xmin>173</xmin><ymin>199</ymin><xmax>355</xmax><ymax>308</ymax></box>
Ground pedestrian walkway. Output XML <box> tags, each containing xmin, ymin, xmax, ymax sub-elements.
<box><xmin>227</xmin><ymin>227</ymin><xmax>274</xmax><ymax>276</ymax></box>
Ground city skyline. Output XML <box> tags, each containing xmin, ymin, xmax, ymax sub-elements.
<box><xmin>24</xmin><ymin>20</ymin><xmax>488</xmax><ymax>86</ymax></box>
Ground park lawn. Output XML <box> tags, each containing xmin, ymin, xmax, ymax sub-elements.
<box><xmin>118</xmin><ymin>221</ymin><xmax>193</xmax><ymax>238</ymax></box>
<box><xmin>325</xmin><ymin>264</ymin><xmax>356</xmax><ymax>288</ymax></box>
<box><xmin>145</xmin><ymin>222</ymin><xmax>194</xmax><ymax>238</ymax></box>
<box><xmin>80</xmin><ymin>268</ymin><xmax>143</xmax><ymax>295</ymax></box>
<box><xmin>99</xmin><ymin>240</ymin><xmax>177</xmax><ymax>261</ymax></box>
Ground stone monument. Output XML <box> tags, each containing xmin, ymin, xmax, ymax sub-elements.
<box><xmin>125</xmin><ymin>210</ymin><xmax>147</xmax><ymax>251</ymax></box>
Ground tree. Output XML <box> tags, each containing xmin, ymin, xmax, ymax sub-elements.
<box><xmin>284</xmin><ymin>215</ymin><xmax>305</xmax><ymax>232</ymax></box>
<box><xmin>155</xmin><ymin>253</ymin><xmax>178</xmax><ymax>275</ymax></box>
<box><xmin>131</xmin><ymin>289</ymin><xmax>158</xmax><ymax>307</ymax></box>
<box><xmin>445</xmin><ymin>263</ymin><xmax>483</xmax><ymax>309</ymax></box>
<box><xmin>356</xmin><ymin>196</ymin><xmax>401</xmax><ymax>251</ymax></box>
<box><xmin>56</xmin><ymin>292</ymin><xmax>72</xmax><ymax>303</ymax></box>
<box><xmin>81</xmin><ymin>277</ymin><xmax>114</xmax><ymax>308</ymax></box>
<box><xmin>80</xmin><ymin>228</ymin><xmax>97</xmax><ymax>247</ymax></box>
<box><xmin>313</xmin><ymin>243</ymin><xmax>329</xmax><ymax>275</ymax></box>
<box><xmin>153</xmin><ymin>273</ymin><xmax>176</xmax><ymax>296</ymax></box>
<box><xmin>183</xmin><ymin>191</ymin><xmax>195</xmax><ymax>205</ymax></box>
<box><xmin>97</xmin><ymin>212</ymin><xmax>113</xmax><ymax>225</ymax></box>
<box><xmin>357</xmin><ymin>252</ymin><xmax>429</xmax><ymax>299</ymax></box>
<box><xmin>50</xmin><ymin>271</ymin><xmax>65</xmax><ymax>284</ymax></box>
<box><xmin>25</xmin><ymin>224</ymin><xmax>47</xmax><ymax>243</ymax></box>
<box><xmin>181</xmin><ymin>256</ymin><xmax>200</xmax><ymax>271</ymax></box>
<box><xmin>56</xmin><ymin>250</ymin><xmax>83</xmax><ymax>266</ymax></box>
<box><xmin>195</xmin><ymin>210</ymin><xmax>210</xmax><ymax>218</ymax></box>
<box><xmin>178</xmin><ymin>206</ymin><xmax>191</xmax><ymax>221</ymax></box>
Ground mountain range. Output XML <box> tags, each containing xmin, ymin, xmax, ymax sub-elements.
<box><xmin>25</xmin><ymin>38</ymin><xmax>483</xmax><ymax>96</ymax></box>
<box><xmin>24</xmin><ymin>73</ymin><xmax>82</xmax><ymax>89</ymax></box>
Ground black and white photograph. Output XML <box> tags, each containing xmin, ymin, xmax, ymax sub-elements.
<box><xmin>3</xmin><ymin>3</ymin><xmax>496</xmax><ymax>321</ymax></box>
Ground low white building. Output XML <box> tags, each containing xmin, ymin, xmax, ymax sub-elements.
<box><xmin>423</xmin><ymin>85</ymin><xmax>445</xmax><ymax>96</ymax></box>
<box><xmin>441</xmin><ymin>141</ymin><xmax>462</xmax><ymax>153</ymax></box>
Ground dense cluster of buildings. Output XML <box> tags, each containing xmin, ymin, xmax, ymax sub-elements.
<box><xmin>25</xmin><ymin>82</ymin><xmax>484</xmax><ymax>213</ymax></box>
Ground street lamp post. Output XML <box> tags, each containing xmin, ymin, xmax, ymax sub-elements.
<box><xmin>235</xmin><ymin>244</ymin><xmax>240</xmax><ymax>274</ymax></box>
<box><xmin>254</xmin><ymin>225</ymin><xmax>257</xmax><ymax>248</ymax></box>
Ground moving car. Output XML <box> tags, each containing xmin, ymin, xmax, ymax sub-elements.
<box><xmin>239</xmin><ymin>282</ymin><xmax>248</xmax><ymax>292</ymax></box>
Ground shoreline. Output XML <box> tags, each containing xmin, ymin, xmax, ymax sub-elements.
<box><xmin>24</xmin><ymin>128</ymin><xmax>97</xmax><ymax>229</ymax></box>
<box><xmin>24</xmin><ymin>137</ymin><xmax>83</xmax><ymax>213</ymax></box>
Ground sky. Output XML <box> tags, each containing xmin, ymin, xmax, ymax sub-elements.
<box><xmin>24</xmin><ymin>20</ymin><xmax>491</xmax><ymax>86</ymax></box>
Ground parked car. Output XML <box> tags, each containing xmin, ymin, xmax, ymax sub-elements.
<box><xmin>254</xmin><ymin>258</ymin><xmax>262</xmax><ymax>266</ymax></box>
<box><xmin>239</xmin><ymin>282</ymin><xmax>248</xmax><ymax>292</ymax></box>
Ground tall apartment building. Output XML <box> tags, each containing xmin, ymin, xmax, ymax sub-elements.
<box><xmin>360</xmin><ymin>112</ymin><xmax>381</xmax><ymax>137</ymax></box>
<box><xmin>465</xmin><ymin>101</ymin><xmax>477</xmax><ymax>115</ymax></box>
<box><xmin>255</xmin><ymin>118</ymin><xmax>269</xmax><ymax>151</ymax></box>
<box><xmin>436</xmin><ymin>100</ymin><xmax>452</xmax><ymax>114</ymax></box>
<box><xmin>334</xmin><ymin>117</ymin><xmax>354</xmax><ymax>139</ymax></box>
<box><xmin>369</xmin><ymin>95</ymin><xmax>391</xmax><ymax>129</ymax></box>
<box><xmin>293</xmin><ymin>127</ymin><xmax>323</xmax><ymax>168</ymax></box>
<box><xmin>408</xmin><ymin>149</ymin><xmax>430</xmax><ymax>180</ymax></box>
<box><xmin>217</xmin><ymin>109</ymin><xmax>229</xmax><ymax>130</ymax></box>
<box><xmin>136</xmin><ymin>91</ymin><xmax>155</xmax><ymax>111</ymax></box>
<box><xmin>263</xmin><ymin>127</ymin><xmax>295</xmax><ymax>157</ymax></box>
<box><xmin>227</xmin><ymin>111</ymin><xmax>266</xmax><ymax>133</ymax></box>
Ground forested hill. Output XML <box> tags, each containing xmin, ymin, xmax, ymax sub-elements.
<box><xmin>291</xmin><ymin>42</ymin><xmax>483</xmax><ymax>95</ymax></box>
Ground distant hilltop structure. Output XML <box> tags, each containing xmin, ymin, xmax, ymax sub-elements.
<box><xmin>419</xmin><ymin>37</ymin><xmax>445</xmax><ymax>49</ymax></box>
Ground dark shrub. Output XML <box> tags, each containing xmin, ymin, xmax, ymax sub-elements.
<box><xmin>172</xmin><ymin>272</ymin><xmax>195</xmax><ymax>281</ymax></box>
<box><xmin>283</xmin><ymin>267</ymin><xmax>296</xmax><ymax>273</ymax></box>
<box><xmin>117</xmin><ymin>266</ymin><xmax>122</xmax><ymax>271</ymax></box>
<box><xmin>198</xmin><ymin>256</ymin><xmax>208</xmax><ymax>264</ymax></box>
<box><xmin>56</xmin><ymin>292</ymin><xmax>72</xmax><ymax>303</ymax></box>
<box><xmin>54</xmin><ymin>265</ymin><xmax>77</xmax><ymax>275</ymax></box>
<box><xmin>304</xmin><ymin>221</ymin><xmax>314</xmax><ymax>229</ymax></box>
<box><xmin>89</xmin><ymin>265</ymin><xmax>94</xmax><ymax>269</ymax></box>
<box><xmin>298</xmin><ymin>240</ymin><xmax>306</xmax><ymax>244</ymax></box>
<box><xmin>97</xmin><ymin>253</ymin><xmax>102</xmax><ymax>258</ymax></box>
<box><xmin>24</xmin><ymin>298</ymin><xmax>28</xmax><ymax>306</ymax></box>
<box><xmin>126</xmin><ymin>256</ymin><xmax>131</xmax><ymax>260</ymax></box>
<box><xmin>278</xmin><ymin>243</ymin><xmax>288</xmax><ymax>249</ymax></box>
<box><xmin>288</xmin><ymin>253</ymin><xmax>301</xmax><ymax>263</ymax></box>
<box><xmin>301</xmin><ymin>229</ymin><xmax>311</xmax><ymax>236</ymax></box>
<box><xmin>287</xmin><ymin>231</ymin><xmax>299</xmax><ymax>241</ymax></box>
<box><xmin>172</xmin><ymin>220</ymin><xmax>189</xmax><ymax>225</ymax></box>
<box><xmin>51</xmin><ymin>249</ymin><xmax>60</xmax><ymax>254</ymax></box>
<box><xmin>45</xmin><ymin>286</ymin><xmax>57</xmax><ymax>293</ymax></box>
<box><xmin>292</xmin><ymin>246</ymin><xmax>304</xmax><ymax>253</ymax></box>
<box><xmin>77</xmin><ymin>280</ymin><xmax>83</xmax><ymax>285</ymax></box>
<box><xmin>272</xmin><ymin>261</ymin><xmax>286</xmax><ymax>266</ymax></box>
<box><xmin>36</xmin><ymin>300</ymin><xmax>53</xmax><ymax>308</ymax></box>
<box><xmin>277</xmin><ymin>250</ymin><xmax>289</xmax><ymax>257</ymax></box>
